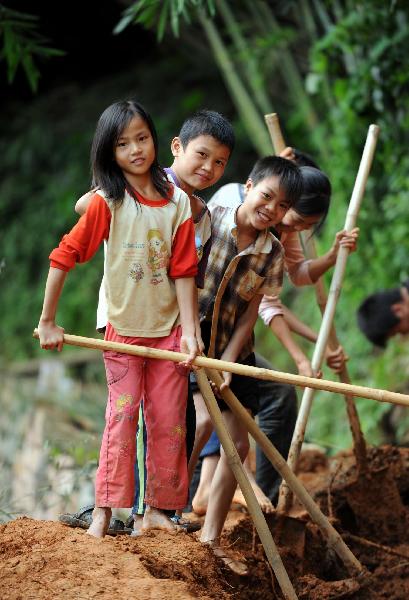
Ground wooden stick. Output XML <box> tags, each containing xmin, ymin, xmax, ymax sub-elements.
<box><xmin>278</xmin><ymin>123</ymin><xmax>379</xmax><ymax>513</ymax></box>
<box><xmin>265</xmin><ymin>112</ymin><xmax>287</xmax><ymax>153</ymax></box>
<box><xmin>205</xmin><ymin>367</ymin><xmax>364</xmax><ymax>576</ymax></box>
<box><xmin>195</xmin><ymin>370</ymin><xmax>298</xmax><ymax>600</ymax></box>
<box><xmin>265</xmin><ymin>113</ymin><xmax>377</xmax><ymax>511</ymax></box>
<box><xmin>344</xmin><ymin>533</ymin><xmax>409</xmax><ymax>560</ymax></box>
<box><xmin>32</xmin><ymin>330</ymin><xmax>409</xmax><ymax>407</ymax></box>
<box><xmin>301</xmin><ymin>233</ymin><xmax>368</xmax><ymax>474</ymax></box>
<box><xmin>265</xmin><ymin>111</ymin><xmax>368</xmax><ymax>476</ymax></box>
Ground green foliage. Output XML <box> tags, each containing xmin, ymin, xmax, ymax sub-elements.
<box><xmin>2</xmin><ymin>0</ymin><xmax>409</xmax><ymax>449</ymax></box>
<box><xmin>114</xmin><ymin>0</ymin><xmax>216</xmax><ymax>40</ymax></box>
<box><xmin>0</xmin><ymin>4</ymin><xmax>64</xmax><ymax>92</ymax></box>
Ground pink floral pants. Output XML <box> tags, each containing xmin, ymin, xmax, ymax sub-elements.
<box><xmin>95</xmin><ymin>324</ymin><xmax>189</xmax><ymax>509</ymax></box>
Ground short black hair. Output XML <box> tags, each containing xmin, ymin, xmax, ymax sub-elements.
<box><xmin>178</xmin><ymin>110</ymin><xmax>235</xmax><ymax>153</ymax></box>
<box><xmin>248</xmin><ymin>155</ymin><xmax>303</xmax><ymax>207</ymax></box>
<box><xmin>293</xmin><ymin>149</ymin><xmax>320</xmax><ymax>169</ymax></box>
<box><xmin>357</xmin><ymin>288</ymin><xmax>402</xmax><ymax>347</ymax></box>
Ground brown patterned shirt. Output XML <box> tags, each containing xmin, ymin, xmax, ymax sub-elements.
<box><xmin>199</xmin><ymin>194</ymin><xmax>284</xmax><ymax>360</ymax></box>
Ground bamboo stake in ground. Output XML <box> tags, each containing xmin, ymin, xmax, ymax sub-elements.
<box><xmin>195</xmin><ymin>370</ymin><xmax>298</xmax><ymax>600</ymax></box>
<box><xmin>32</xmin><ymin>331</ymin><xmax>409</xmax><ymax>407</ymax></box>
<box><xmin>277</xmin><ymin>123</ymin><xmax>379</xmax><ymax>514</ymax></box>
<box><xmin>205</xmin><ymin>367</ymin><xmax>365</xmax><ymax>577</ymax></box>
<box><xmin>265</xmin><ymin>111</ymin><xmax>368</xmax><ymax>479</ymax></box>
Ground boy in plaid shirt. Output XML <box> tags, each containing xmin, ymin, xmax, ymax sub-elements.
<box><xmin>190</xmin><ymin>156</ymin><xmax>302</xmax><ymax>574</ymax></box>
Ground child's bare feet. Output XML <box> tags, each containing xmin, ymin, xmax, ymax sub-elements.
<box><xmin>205</xmin><ymin>540</ymin><xmax>248</xmax><ymax>576</ymax></box>
<box><xmin>86</xmin><ymin>507</ymin><xmax>112</xmax><ymax>538</ymax></box>
<box><xmin>131</xmin><ymin>514</ymin><xmax>144</xmax><ymax>537</ymax></box>
<box><xmin>142</xmin><ymin>506</ymin><xmax>184</xmax><ymax>534</ymax></box>
<box><xmin>232</xmin><ymin>484</ymin><xmax>275</xmax><ymax>514</ymax></box>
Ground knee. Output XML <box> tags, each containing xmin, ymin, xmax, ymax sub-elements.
<box><xmin>234</xmin><ymin>436</ymin><xmax>250</xmax><ymax>461</ymax></box>
<box><xmin>195</xmin><ymin>414</ymin><xmax>213</xmax><ymax>442</ymax></box>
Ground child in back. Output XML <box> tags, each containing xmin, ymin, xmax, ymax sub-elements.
<box><xmin>357</xmin><ymin>280</ymin><xmax>409</xmax><ymax>346</ymax></box>
<box><xmin>37</xmin><ymin>98</ymin><xmax>199</xmax><ymax>537</ymax></box>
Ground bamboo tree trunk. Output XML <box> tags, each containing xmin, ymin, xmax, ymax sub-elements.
<box><xmin>198</xmin><ymin>9</ymin><xmax>272</xmax><ymax>155</ymax></box>
<box><xmin>254</xmin><ymin>1</ymin><xmax>319</xmax><ymax>132</ymax></box>
<box><xmin>216</xmin><ymin>0</ymin><xmax>272</xmax><ymax>115</ymax></box>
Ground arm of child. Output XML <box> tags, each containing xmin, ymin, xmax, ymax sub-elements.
<box><xmin>307</xmin><ymin>227</ymin><xmax>360</xmax><ymax>282</ymax></box>
<box><xmin>37</xmin><ymin>267</ymin><xmax>68</xmax><ymax>351</ymax></box>
<box><xmin>268</xmin><ymin>315</ymin><xmax>315</xmax><ymax>377</ymax></box>
<box><xmin>75</xmin><ymin>190</ymin><xmax>95</xmax><ymax>215</ymax></box>
<box><xmin>281</xmin><ymin>305</ymin><xmax>347</xmax><ymax>373</ymax></box>
<box><xmin>219</xmin><ymin>294</ymin><xmax>262</xmax><ymax>391</ymax></box>
<box><xmin>175</xmin><ymin>277</ymin><xmax>199</xmax><ymax>367</ymax></box>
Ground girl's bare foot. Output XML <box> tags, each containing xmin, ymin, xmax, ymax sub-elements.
<box><xmin>204</xmin><ymin>540</ymin><xmax>248</xmax><ymax>576</ymax></box>
<box><xmin>232</xmin><ymin>484</ymin><xmax>275</xmax><ymax>514</ymax></box>
<box><xmin>131</xmin><ymin>514</ymin><xmax>144</xmax><ymax>537</ymax></box>
<box><xmin>86</xmin><ymin>507</ymin><xmax>112</xmax><ymax>538</ymax></box>
<box><xmin>142</xmin><ymin>506</ymin><xmax>184</xmax><ymax>534</ymax></box>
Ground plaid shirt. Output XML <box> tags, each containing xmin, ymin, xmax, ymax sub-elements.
<box><xmin>199</xmin><ymin>195</ymin><xmax>284</xmax><ymax>360</ymax></box>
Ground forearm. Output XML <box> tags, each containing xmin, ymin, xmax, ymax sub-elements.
<box><xmin>39</xmin><ymin>267</ymin><xmax>67</xmax><ymax>324</ymax></box>
<box><xmin>175</xmin><ymin>277</ymin><xmax>197</xmax><ymax>337</ymax></box>
<box><xmin>307</xmin><ymin>251</ymin><xmax>336</xmax><ymax>282</ymax></box>
<box><xmin>222</xmin><ymin>295</ymin><xmax>261</xmax><ymax>363</ymax></box>
<box><xmin>269</xmin><ymin>315</ymin><xmax>311</xmax><ymax>367</ymax></box>
<box><xmin>281</xmin><ymin>305</ymin><xmax>317</xmax><ymax>343</ymax></box>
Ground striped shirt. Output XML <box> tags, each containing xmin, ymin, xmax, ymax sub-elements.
<box><xmin>199</xmin><ymin>194</ymin><xmax>284</xmax><ymax>360</ymax></box>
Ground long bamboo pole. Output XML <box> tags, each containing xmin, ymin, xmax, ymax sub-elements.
<box><xmin>195</xmin><ymin>370</ymin><xmax>298</xmax><ymax>599</ymax></box>
<box><xmin>300</xmin><ymin>233</ymin><xmax>368</xmax><ymax>474</ymax></box>
<box><xmin>205</xmin><ymin>367</ymin><xmax>364</xmax><ymax>576</ymax></box>
<box><xmin>32</xmin><ymin>331</ymin><xmax>409</xmax><ymax>407</ymax></box>
<box><xmin>276</xmin><ymin>122</ymin><xmax>379</xmax><ymax>513</ymax></box>
<box><xmin>264</xmin><ymin>113</ymin><xmax>371</xmax><ymax>511</ymax></box>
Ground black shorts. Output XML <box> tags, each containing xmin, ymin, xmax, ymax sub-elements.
<box><xmin>190</xmin><ymin>320</ymin><xmax>259</xmax><ymax>415</ymax></box>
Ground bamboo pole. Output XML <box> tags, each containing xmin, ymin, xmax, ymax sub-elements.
<box><xmin>205</xmin><ymin>367</ymin><xmax>364</xmax><ymax>576</ymax></box>
<box><xmin>300</xmin><ymin>233</ymin><xmax>368</xmax><ymax>474</ymax></box>
<box><xmin>195</xmin><ymin>370</ymin><xmax>298</xmax><ymax>600</ymax></box>
<box><xmin>32</xmin><ymin>331</ymin><xmax>409</xmax><ymax>407</ymax></box>
<box><xmin>264</xmin><ymin>112</ymin><xmax>371</xmax><ymax>511</ymax></box>
<box><xmin>276</xmin><ymin>122</ymin><xmax>379</xmax><ymax>513</ymax></box>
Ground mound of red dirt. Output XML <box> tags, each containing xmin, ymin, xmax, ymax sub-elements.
<box><xmin>1</xmin><ymin>446</ymin><xmax>409</xmax><ymax>599</ymax></box>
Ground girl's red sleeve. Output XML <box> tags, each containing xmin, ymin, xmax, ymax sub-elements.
<box><xmin>49</xmin><ymin>193</ymin><xmax>111</xmax><ymax>271</ymax></box>
<box><xmin>169</xmin><ymin>216</ymin><xmax>198</xmax><ymax>279</ymax></box>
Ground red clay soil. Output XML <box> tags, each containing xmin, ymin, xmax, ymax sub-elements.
<box><xmin>1</xmin><ymin>445</ymin><xmax>409</xmax><ymax>599</ymax></box>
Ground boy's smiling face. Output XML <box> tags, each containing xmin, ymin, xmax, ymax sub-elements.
<box><xmin>171</xmin><ymin>134</ymin><xmax>230</xmax><ymax>194</ymax></box>
<box><xmin>238</xmin><ymin>176</ymin><xmax>291</xmax><ymax>232</ymax></box>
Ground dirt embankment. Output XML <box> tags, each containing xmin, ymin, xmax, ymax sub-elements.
<box><xmin>2</xmin><ymin>445</ymin><xmax>409</xmax><ymax>599</ymax></box>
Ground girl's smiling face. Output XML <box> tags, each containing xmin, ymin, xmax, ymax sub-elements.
<box><xmin>114</xmin><ymin>114</ymin><xmax>156</xmax><ymax>182</ymax></box>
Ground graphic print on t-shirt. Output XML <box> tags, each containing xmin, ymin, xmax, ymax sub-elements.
<box><xmin>147</xmin><ymin>228</ymin><xmax>169</xmax><ymax>285</ymax></box>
